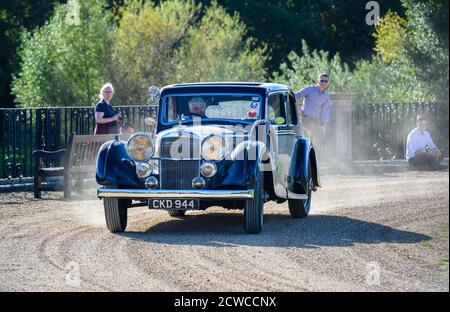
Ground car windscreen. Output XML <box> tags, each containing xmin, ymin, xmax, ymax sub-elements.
<box><xmin>162</xmin><ymin>94</ymin><xmax>262</xmax><ymax>123</ymax></box>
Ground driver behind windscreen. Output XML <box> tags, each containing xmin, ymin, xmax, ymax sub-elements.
<box><xmin>267</xmin><ymin>96</ymin><xmax>281</xmax><ymax>120</ymax></box>
<box><xmin>188</xmin><ymin>97</ymin><xmax>207</xmax><ymax>117</ymax></box>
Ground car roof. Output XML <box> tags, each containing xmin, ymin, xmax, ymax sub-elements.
<box><xmin>160</xmin><ymin>82</ymin><xmax>291</xmax><ymax>96</ymax></box>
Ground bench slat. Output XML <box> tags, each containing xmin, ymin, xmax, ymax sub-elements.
<box><xmin>38</xmin><ymin>167</ymin><xmax>65</xmax><ymax>176</ymax></box>
<box><xmin>34</xmin><ymin>132</ymin><xmax>133</xmax><ymax>199</ymax></box>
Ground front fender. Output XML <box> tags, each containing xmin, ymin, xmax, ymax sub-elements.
<box><xmin>288</xmin><ymin>136</ymin><xmax>320</xmax><ymax>194</ymax></box>
<box><xmin>230</xmin><ymin>140</ymin><xmax>272</xmax><ymax>187</ymax></box>
<box><xmin>95</xmin><ymin>139</ymin><xmax>143</xmax><ymax>188</ymax></box>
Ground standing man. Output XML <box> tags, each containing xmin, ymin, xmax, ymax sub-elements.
<box><xmin>406</xmin><ymin>115</ymin><xmax>444</xmax><ymax>170</ymax></box>
<box><xmin>294</xmin><ymin>73</ymin><xmax>331</xmax><ymax>156</ymax></box>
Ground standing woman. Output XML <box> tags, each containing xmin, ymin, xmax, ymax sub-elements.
<box><xmin>94</xmin><ymin>83</ymin><xmax>122</xmax><ymax>135</ymax></box>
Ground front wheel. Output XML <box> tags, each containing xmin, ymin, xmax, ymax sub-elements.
<box><xmin>244</xmin><ymin>169</ymin><xmax>264</xmax><ymax>234</ymax></box>
<box><xmin>103</xmin><ymin>185</ymin><xmax>130</xmax><ymax>232</ymax></box>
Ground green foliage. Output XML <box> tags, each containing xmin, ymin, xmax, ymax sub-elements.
<box><xmin>12</xmin><ymin>0</ymin><xmax>267</xmax><ymax>107</ymax></box>
<box><xmin>1</xmin><ymin>0</ymin><xmax>408</xmax><ymax>107</ymax></box>
<box><xmin>401</xmin><ymin>0</ymin><xmax>449</xmax><ymax>102</ymax></box>
<box><xmin>9</xmin><ymin>0</ymin><xmax>447</xmax><ymax>107</ymax></box>
<box><xmin>351</xmin><ymin>57</ymin><xmax>435</xmax><ymax>103</ymax></box>
<box><xmin>175</xmin><ymin>1</ymin><xmax>267</xmax><ymax>83</ymax></box>
<box><xmin>109</xmin><ymin>0</ymin><xmax>267</xmax><ymax>105</ymax></box>
<box><xmin>0</xmin><ymin>0</ymin><xmax>64</xmax><ymax>108</ymax></box>
<box><xmin>350</xmin><ymin>2</ymin><xmax>448</xmax><ymax>104</ymax></box>
<box><xmin>273</xmin><ymin>1</ymin><xmax>448</xmax><ymax>104</ymax></box>
<box><xmin>12</xmin><ymin>0</ymin><xmax>114</xmax><ymax>107</ymax></box>
<box><xmin>350</xmin><ymin>10</ymin><xmax>434</xmax><ymax>103</ymax></box>
<box><xmin>374</xmin><ymin>11</ymin><xmax>408</xmax><ymax>63</ymax></box>
<box><xmin>207</xmin><ymin>0</ymin><xmax>405</xmax><ymax>73</ymax></box>
<box><xmin>273</xmin><ymin>40</ymin><xmax>352</xmax><ymax>93</ymax></box>
<box><xmin>106</xmin><ymin>0</ymin><xmax>196</xmax><ymax>105</ymax></box>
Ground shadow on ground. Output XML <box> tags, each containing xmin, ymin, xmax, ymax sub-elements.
<box><xmin>119</xmin><ymin>213</ymin><xmax>430</xmax><ymax>248</ymax></box>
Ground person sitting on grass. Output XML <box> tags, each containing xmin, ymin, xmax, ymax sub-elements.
<box><xmin>406</xmin><ymin>115</ymin><xmax>444</xmax><ymax>170</ymax></box>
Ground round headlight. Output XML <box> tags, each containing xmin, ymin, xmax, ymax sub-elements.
<box><xmin>136</xmin><ymin>162</ymin><xmax>152</xmax><ymax>179</ymax></box>
<box><xmin>145</xmin><ymin>176</ymin><xmax>158</xmax><ymax>189</ymax></box>
<box><xmin>192</xmin><ymin>177</ymin><xmax>206</xmax><ymax>189</ymax></box>
<box><xmin>200</xmin><ymin>162</ymin><xmax>217</xmax><ymax>178</ymax></box>
<box><xmin>127</xmin><ymin>133</ymin><xmax>154</xmax><ymax>161</ymax></box>
<box><xmin>201</xmin><ymin>136</ymin><xmax>225</xmax><ymax>161</ymax></box>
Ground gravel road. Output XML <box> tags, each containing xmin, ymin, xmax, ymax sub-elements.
<box><xmin>0</xmin><ymin>171</ymin><xmax>448</xmax><ymax>292</ymax></box>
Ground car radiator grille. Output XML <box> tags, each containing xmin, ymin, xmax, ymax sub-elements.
<box><xmin>160</xmin><ymin>160</ymin><xmax>199</xmax><ymax>189</ymax></box>
<box><xmin>159</xmin><ymin>135</ymin><xmax>200</xmax><ymax>190</ymax></box>
<box><xmin>160</xmin><ymin>135</ymin><xmax>200</xmax><ymax>159</ymax></box>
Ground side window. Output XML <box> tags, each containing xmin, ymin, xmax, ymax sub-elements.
<box><xmin>165</xmin><ymin>97</ymin><xmax>176</xmax><ymax>122</ymax></box>
<box><xmin>267</xmin><ymin>93</ymin><xmax>286</xmax><ymax>123</ymax></box>
<box><xmin>285</xmin><ymin>93</ymin><xmax>298</xmax><ymax>125</ymax></box>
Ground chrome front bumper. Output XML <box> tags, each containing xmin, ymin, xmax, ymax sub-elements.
<box><xmin>97</xmin><ymin>188</ymin><xmax>254</xmax><ymax>199</ymax></box>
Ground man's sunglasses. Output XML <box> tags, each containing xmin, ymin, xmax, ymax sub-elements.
<box><xmin>320</xmin><ymin>80</ymin><xmax>329</xmax><ymax>83</ymax></box>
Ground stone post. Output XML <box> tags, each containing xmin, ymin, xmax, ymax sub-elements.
<box><xmin>323</xmin><ymin>93</ymin><xmax>357</xmax><ymax>161</ymax></box>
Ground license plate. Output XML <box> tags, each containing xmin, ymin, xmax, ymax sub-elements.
<box><xmin>149</xmin><ymin>199</ymin><xmax>200</xmax><ymax>210</ymax></box>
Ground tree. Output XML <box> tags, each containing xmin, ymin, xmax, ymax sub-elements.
<box><xmin>175</xmin><ymin>1</ymin><xmax>267</xmax><ymax>83</ymax></box>
<box><xmin>374</xmin><ymin>11</ymin><xmax>408</xmax><ymax>63</ymax></box>
<box><xmin>108</xmin><ymin>0</ymin><xmax>268</xmax><ymax>105</ymax></box>
<box><xmin>351</xmin><ymin>8</ymin><xmax>445</xmax><ymax>103</ymax></box>
<box><xmin>106</xmin><ymin>0</ymin><xmax>200</xmax><ymax>105</ymax></box>
<box><xmin>195</xmin><ymin>0</ymin><xmax>405</xmax><ymax>73</ymax></box>
<box><xmin>401</xmin><ymin>0</ymin><xmax>449</xmax><ymax>102</ymax></box>
<box><xmin>0</xmin><ymin>0</ymin><xmax>64</xmax><ymax>107</ymax></box>
<box><xmin>351</xmin><ymin>57</ymin><xmax>434</xmax><ymax>103</ymax></box>
<box><xmin>12</xmin><ymin>0</ymin><xmax>114</xmax><ymax>107</ymax></box>
<box><xmin>273</xmin><ymin>40</ymin><xmax>352</xmax><ymax>93</ymax></box>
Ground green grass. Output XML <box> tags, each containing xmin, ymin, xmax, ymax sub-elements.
<box><xmin>436</xmin><ymin>257</ymin><xmax>449</xmax><ymax>266</ymax></box>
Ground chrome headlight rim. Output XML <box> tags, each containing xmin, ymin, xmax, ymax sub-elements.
<box><xmin>145</xmin><ymin>176</ymin><xmax>159</xmax><ymax>189</ymax></box>
<box><xmin>135</xmin><ymin>161</ymin><xmax>152</xmax><ymax>179</ymax></box>
<box><xmin>200</xmin><ymin>162</ymin><xmax>217</xmax><ymax>178</ymax></box>
<box><xmin>201</xmin><ymin>135</ymin><xmax>226</xmax><ymax>162</ymax></box>
<box><xmin>126</xmin><ymin>133</ymin><xmax>154</xmax><ymax>162</ymax></box>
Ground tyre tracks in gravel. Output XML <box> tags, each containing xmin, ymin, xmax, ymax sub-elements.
<box><xmin>0</xmin><ymin>171</ymin><xmax>448</xmax><ymax>291</ymax></box>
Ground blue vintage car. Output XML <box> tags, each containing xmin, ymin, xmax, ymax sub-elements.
<box><xmin>96</xmin><ymin>82</ymin><xmax>320</xmax><ymax>234</ymax></box>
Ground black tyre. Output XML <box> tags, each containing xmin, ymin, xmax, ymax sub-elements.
<box><xmin>288</xmin><ymin>161</ymin><xmax>313</xmax><ymax>218</ymax></box>
<box><xmin>244</xmin><ymin>168</ymin><xmax>264</xmax><ymax>234</ymax></box>
<box><xmin>168</xmin><ymin>210</ymin><xmax>186</xmax><ymax>217</ymax></box>
<box><xmin>103</xmin><ymin>185</ymin><xmax>130</xmax><ymax>233</ymax></box>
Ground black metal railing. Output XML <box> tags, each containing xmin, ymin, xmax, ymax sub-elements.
<box><xmin>352</xmin><ymin>102</ymin><xmax>449</xmax><ymax>160</ymax></box>
<box><xmin>0</xmin><ymin>105</ymin><xmax>157</xmax><ymax>179</ymax></box>
<box><xmin>0</xmin><ymin>102</ymin><xmax>448</xmax><ymax>179</ymax></box>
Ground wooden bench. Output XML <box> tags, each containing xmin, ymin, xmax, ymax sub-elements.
<box><xmin>32</xmin><ymin>132</ymin><xmax>131</xmax><ymax>199</ymax></box>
